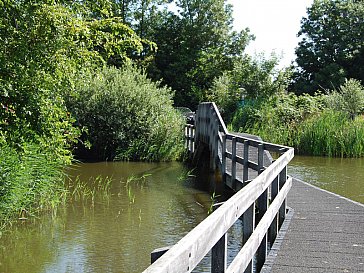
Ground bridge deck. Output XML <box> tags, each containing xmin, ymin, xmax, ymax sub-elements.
<box><xmin>225</xmin><ymin>133</ymin><xmax>364</xmax><ymax>272</ymax></box>
<box><xmin>266</xmin><ymin>178</ymin><xmax>364</xmax><ymax>273</ymax></box>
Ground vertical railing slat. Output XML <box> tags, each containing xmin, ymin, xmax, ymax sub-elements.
<box><xmin>243</xmin><ymin>202</ymin><xmax>255</xmax><ymax>273</ymax></box>
<box><xmin>279</xmin><ymin>165</ymin><xmax>287</xmax><ymax>228</ymax></box>
<box><xmin>269</xmin><ymin>174</ymin><xmax>279</xmax><ymax>246</ymax></box>
<box><xmin>256</xmin><ymin>143</ymin><xmax>268</xmax><ymax>271</ymax></box>
<box><xmin>231</xmin><ymin>137</ymin><xmax>237</xmax><ymax>190</ymax></box>
<box><xmin>211</xmin><ymin>233</ymin><xmax>227</xmax><ymax>273</ymax></box>
<box><xmin>243</xmin><ymin>140</ymin><xmax>249</xmax><ymax>183</ymax></box>
<box><xmin>221</xmin><ymin>134</ymin><xmax>227</xmax><ymax>183</ymax></box>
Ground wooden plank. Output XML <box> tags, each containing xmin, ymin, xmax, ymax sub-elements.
<box><xmin>143</xmin><ymin>149</ymin><xmax>294</xmax><ymax>273</ymax></box>
<box><xmin>243</xmin><ymin>202</ymin><xmax>255</xmax><ymax>273</ymax></box>
<box><xmin>268</xmin><ymin>175</ymin><xmax>279</xmax><ymax>246</ymax></box>
<box><xmin>279</xmin><ymin>166</ymin><xmax>288</xmax><ymax>228</ymax></box>
<box><xmin>243</xmin><ymin>140</ymin><xmax>249</xmax><ymax>183</ymax></box>
<box><xmin>221</xmin><ymin>134</ymin><xmax>227</xmax><ymax>181</ymax></box>
<box><xmin>211</xmin><ymin>232</ymin><xmax>227</xmax><ymax>273</ymax></box>
<box><xmin>231</xmin><ymin>137</ymin><xmax>237</xmax><ymax>189</ymax></box>
<box><xmin>226</xmin><ymin>178</ymin><xmax>292</xmax><ymax>273</ymax></box>
<box><xmin>151</xmin><ymin>246</ymin><xmax>172</xmax><ymax>264</ymax></box>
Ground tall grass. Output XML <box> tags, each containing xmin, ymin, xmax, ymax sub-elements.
<box><xmin>231</xmin><ymin>93</ymin><xmax>364</xmax><ymax>157</ymax></box>
<box><xmin>0</xmin><ymin>142</ymin><xmax>67</xmax><ymax>227</ymax></box>
<box><xmin>296</xmin><ymin>111</ymin><xmax>364</xmax><ymax>157</ymax></box>
<box><xmin>67</xmin><ymin>175</ymin><xmax>113</xmax><ymax>204</ymax></box>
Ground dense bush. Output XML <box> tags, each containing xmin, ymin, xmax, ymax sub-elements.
<box><xmin>231</xmin><ymin>92</ymin><xmax>325</xmax><ymax>146</ymax></box>
<box><xmin>325</xmin><ymin>79</ymin><xmax>364</xmax><ymax>120</ymax></box>
<box><xmin>206</xmin><ymin>55</ymin><xmax>291</xmax><ymax>123</ymax></box>
<box><xmin>69</xmin><ymin>65</ymin><xmax>185</xmax><ymax>161</ymax></box>
<box><xmin>230</xmin><ymin>88</ymin><xmax>364</xmax><ymax>157</ymax></box>
<box><xmin>296</xmin><ymin>110</ymin><xmax>364</xmax><ymax>157</ymax></box>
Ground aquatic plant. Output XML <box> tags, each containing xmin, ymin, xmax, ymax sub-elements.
<box><xmin>67</xmin><ymin>175</ymin><xmax>113</xmax><ymax>204</ymax></box>
<box><xmin>0</xmin><ymin>142</ymin><xmax>67</xmax><ymax>228</ymax></box>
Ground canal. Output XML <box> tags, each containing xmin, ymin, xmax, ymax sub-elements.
<box><xmin>288</xmin><ymin>155</ymin><xmax>364</xmax><ymax>204</ymax></box>
<box><xmin>0</xmin><ymin>156</ymin><xmax>363</xmax><ymax>272</ymax></box>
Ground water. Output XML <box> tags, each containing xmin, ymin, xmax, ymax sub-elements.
<box><xmin>288</xmin><ymin>155</ymin><xmax>364</xmax><ymax>204</ymax></box>
<box><xmin>0</xmin><ymin>162</ymin><xmax>213</xmax><ymax>273</ymax></box>
<box><xmin>1</xmin><ymin>157</ymin><xmax>363</xmax><ymax>273</ymax></box>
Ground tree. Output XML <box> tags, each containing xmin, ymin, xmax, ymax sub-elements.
<box><xmin>147</xmin><ymin>0</ymin><xmax>253</xmax><ymax>108</ymax></box>
<box><xmin>292</xmin><ymin>0</ymin><xmax>364</xmax><ymax>94</ymax></box>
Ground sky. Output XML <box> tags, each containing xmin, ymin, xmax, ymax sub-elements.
<box><xmin>227</xmin><ymin>0</ymin><xmax>314</xmax><ymax>68</ymax></box>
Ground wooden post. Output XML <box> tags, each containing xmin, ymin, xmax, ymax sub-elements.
<box><xmin>151</xmin><ymin>246</ymin><xmax>171</xmax><ymax>264</ymax></box>
<box><xmin>268</xmin><ymin>175</ymin><xmax>279</xmax><ymax>247</ymax></box>
<box><xmin>211</xmin><ymin>233</ymin><xmax>227</xmax><ymax>273</ymax></box>
<box><xmin>231</xmin><ymin>137</ymin><xmax>237</xmax><ymax>190</ymax></box>
<box><xmin>256</xmin><ymin>144</ymin><xmax>268</xmax><ymax>271</ymax></box>
<box><xmin>243</xmin><ymin>140</ymin><xmax>249</xmax><ymax>183</ymax></box>
<box><xmin>243</xmin><ymin>202</ymin><xmax>255</xmax><ymax>273</ymax></box>
<box><xmin>189</xmin><ymin>126</ymin><xmax>194</xmax><ymax>153</ymax></box>
<box><xmin>279</xmin><ymin>165</ymin><xmax>287</xmax><ymax>228</ymax></box>
<box><xmin>221</xmin><ymin>134</ymin><xmax>227</xmax><ymax>183</ymax></box>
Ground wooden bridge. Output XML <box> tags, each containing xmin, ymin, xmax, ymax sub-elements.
<box><xmin>143</xmin><ymin>102</ymin><xmax>294</xmax><ymax>273</ymax></box>
<box><xmin>143</xmin><ymin>102</ymin><xmax>364</xmax><ymax>273</ymax></box>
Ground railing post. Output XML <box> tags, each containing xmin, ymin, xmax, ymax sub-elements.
<box><xmin>256</xmin><ymin>144</ymin><xmax>268</xmax><ymax>271</ymax></box>
<box><xmin>211</xmin><ymin>234</ymin><xmax>227</xmax><ymax>273</ymax></box>
<box><xmin>243</xmin><ymin>140</ymin><xmax>249</xmax><ymax>183</ymax></box>
<box><xmin>279</xmin><ymin>165</ymin><xmax>287</xmax><ymax>228</ymax></box>
<box><xmin>231</xmin><ymin>137</ymin><xmax>237</xmax><ymax>190</ymax></box>
<box><xmin>189</xmin><ymin>125</ymin><xmax>194</xmax><ymax>153</ymax></box>
<box><xmin>269</xmin><ymin>173</ymin><xmax>279</xmax><ymax>247</ymax></box>
<box><xmin>243</xmin><ymin>201</ymin><xmax>255</xmax><ymax>273</ymax></box>
<box><xmin>151</xmin><ymin>246</ymin><xmax>171</xmax><ymax>264</ymax></box>
<box><xmin>221</xmin><ymin>134</ymin><xmax>226</xmax><ymax>183</ymax></box>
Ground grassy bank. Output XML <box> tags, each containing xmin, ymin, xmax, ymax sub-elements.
<box><xmin>230</xmin><ymin>81</ymin><xmax>364</xmax><ymax>157</ymax></box>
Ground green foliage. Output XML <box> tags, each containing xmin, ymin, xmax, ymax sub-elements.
<box><xmin>296</xmin><ymin>110</ymin><xmax>364</xmax><ymax>157</ymax></box>
<box><xmin>325</xmin><ymin>79</ymin><xmax>364</xmax><ymax>120</ymax></box>
<box><xmin>207</xmin><ymin>55</ymin><xmax>291</xmax><ymax>122</ymax></box>
<box><xmin>0</xmin><ymin>142</ymin><xmax>67</xmax><ymax>226</ymax></box>
<box><xmin>231</xmin><ymin>92</ymin><xmax>325</xmax><ymax>146</ymax></box>
<box><xmin>0</xmin><ymin>1</ymin><xmax>156</xmax><ymax>225</ymax></box>
<box><xmin>293</xmin><ymin>0</ymin><xmax>364</xmax><ymax>94</ymax></box>
<box><xmin>70</xmin><ymin>65</ymin><xmax>185</xmax><ymax>161</ymax></box>
<box><xmin>231</xmin><ymin>85</ymin><xmax>364</xmax><ymax>157</ymax></box>
<box><xmin>147</xmin><ymin>0</ymin><xmax>254</xmax><ymax>108</ymax></box>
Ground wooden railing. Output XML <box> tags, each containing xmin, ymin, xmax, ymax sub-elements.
<box><xmin>143</xmin><ymin>102</ymin><xmax>294</xmax><ymax>273</ymax></box>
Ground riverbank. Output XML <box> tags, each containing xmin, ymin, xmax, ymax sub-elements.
<box><xmin>230</xmin><ymin>80</ymin><xmax>364</xmax><ymax>157</ymax></box>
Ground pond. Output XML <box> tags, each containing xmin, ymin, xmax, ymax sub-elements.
<box><xmin>1</xmin><ymin>156</ymin><xmax>363</xmax><ymax>273</ymax></box>
<box><xmin>0</xmin><ymin>162</ymin><xmax>214</xmax><ymax>273</ymax></box>
<box><xmin>288</xmin><ymin>155</ymin><xmax>364</xmax><ymax>204</ymax></box>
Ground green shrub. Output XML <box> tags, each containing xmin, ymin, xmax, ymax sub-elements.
<box><xmin>70</xmin><ymin>65</ymin><xmax>185</xmax><ymax>161</ymax></box>
<box><xmin>296</xmin><ymin>110</ymin><xmax>364</xmax><ymax>157</ymax></box>
<box><xmin>325</xmin><ymin>79</ymin><xmax>364</xmax><ymax>120</ymax></box>
<box><xmin>231</xmin><ymin>92</ymin><xmax>325</xmax><ymax>146</ymax></box>
<box><xmin>230</xmin><ymin>92</ymin><xmax>364</xmax><ymax>157</ymax></box>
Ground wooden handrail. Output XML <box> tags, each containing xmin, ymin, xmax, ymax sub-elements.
<box><xmin>145</xmin><ymin>102</ymin><xmax>294</xmax><ymax>273</ymax></box>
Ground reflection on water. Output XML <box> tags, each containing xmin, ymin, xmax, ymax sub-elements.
<box><xmin>4</xmin><ymin>156</ymin><xmax>359</xmax><ymax>272</ymax></box>
<box><xmin>288</xmin><ymin>156</ymin><xmax>364</xmax><ymax>204</ymax></box>
<box><xmin>0</xmin><ymin>162</ymin><xmax>215</xmax><ymax>273</ymax></box>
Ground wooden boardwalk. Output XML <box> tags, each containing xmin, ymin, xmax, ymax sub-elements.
<box><xmin>266</xmin><ymin>178</ymin><xmax>364</xmax><ymax>273</ymax></box>
<box><xmin>148</xmin><ymin>102</ymin><xmax>363</xmax><ymax>273</ymax></box>
<box><xmin>226</xmin><ymin>133</ymin><xmax>364</xmax><ymax>272</ymax></box>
